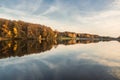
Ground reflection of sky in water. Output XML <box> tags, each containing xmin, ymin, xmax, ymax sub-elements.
<box><xmin>0</xmin><ymin>41</ymin><xmax>120</xmax><ymax>80</ymax></box>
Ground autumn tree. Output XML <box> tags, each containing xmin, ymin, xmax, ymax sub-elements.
<box><xmin>0</xmin><ymin>18</ymin><xmax>55</xmax><ymax>40</ymax></box>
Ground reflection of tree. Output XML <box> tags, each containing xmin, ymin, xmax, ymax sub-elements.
<box><xmin>117</xmin><ymin>37</ymin><xmax>120</xmax><ymax>42</ymax></box>
<box><xmin>0</xmin><ymin>39</ymin><xmax>118</xmax><ymax>59</ymax></box>
<box><xmin>57</xmin><ymin>39</ymin><xmax>100</xmax><ymax>45</ymax></box>
<box><xmin>0</xmin><ymin>40</ymin><xmax>55</xmax><ymax>59</ymax></box>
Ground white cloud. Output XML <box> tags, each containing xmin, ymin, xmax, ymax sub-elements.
<box><xmin>0</xmin><ymin>0</ymin><xmax>120</xmax><ymax>37</ymax></box>
<box><xmin>42</xmin><ymin>6</ymin><xmax>58</xmax><ymax>15</ymax></box>
<box><xmin>71</xmin><ymin>6</ymin><xmax>120</xmax><ymax>37</ymax></box>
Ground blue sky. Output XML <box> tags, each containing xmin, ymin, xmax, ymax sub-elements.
<box><xmin>0</xmin><ymin>0</ymin><xmax>120</xmax><ymax>37</ymax></box>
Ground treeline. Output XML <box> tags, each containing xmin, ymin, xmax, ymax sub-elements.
<box><xmin>0</xmin><ymin>18</ymin><xmax>56</xmax><ymax>40</ymax></box>
<box><xmin>0</xmin><ymin>18</ymin><xmax>119</xmax><ymax>41</ymax></box>
<box><xmin>57</xmin><ymin>31</ymin><xmax>100</xmax><ymax>39</ymax></box>
<box><xmin>56</xmin><ymin>31</ymin><xmax>119</xmax><ymax>41</ymax></box>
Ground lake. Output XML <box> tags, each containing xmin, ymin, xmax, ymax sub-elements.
<box><xmin>0</xmin><ymin>40</ymin><xmax>120</xmax><ymax>80</ymax></box>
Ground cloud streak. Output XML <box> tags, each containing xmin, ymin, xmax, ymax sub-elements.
<box><xmin>0</xmin><ymin>0</ymin><xmax>120</xmax><ymax>37</ymax></box>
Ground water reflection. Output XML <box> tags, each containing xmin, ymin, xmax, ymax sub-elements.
<box><xmin>0</xmin><ymin>40</ymin><xmax>120</xmax><ymax>80</ymax></box>
<box><xmin>0</xmin><ymin>40</ymin><xmax>54</xmax><ymax>58</ymax></box>
<box><xmin>0</xmin><ymin>39</ymin><xmax>117</xmax><ymax>59</ymax></box>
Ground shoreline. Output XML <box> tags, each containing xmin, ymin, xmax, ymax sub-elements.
<box><xmin>0</xmin><ymin>37</ymin><xmax>119</xmax><ymax>42</ymax></box>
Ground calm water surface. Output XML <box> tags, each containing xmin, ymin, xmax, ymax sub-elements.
<box><xmin>0</xmin><ymin>40</ymin><xmax>120</xmax><ymax>80</ymax></box>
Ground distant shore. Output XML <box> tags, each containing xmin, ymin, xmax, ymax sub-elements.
<box><xmin>0</xmin><ymin>18</ymin><xmax>119</xmax><ymax>42</ymax></box>
<box><xmin>0</xmin><ymin>37</ymin><xmax>119</xmax><ymax>42</ymax></box>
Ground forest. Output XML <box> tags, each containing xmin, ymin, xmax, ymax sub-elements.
<box><xmin>0</xmin><ymin>18</ymin><xmax>55</xmax><ymax>40</ymax></box>
<box><xmin>0</xmin><ymin>18</ymin><xmax>119</xmax><ymax>41</ymax></box>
